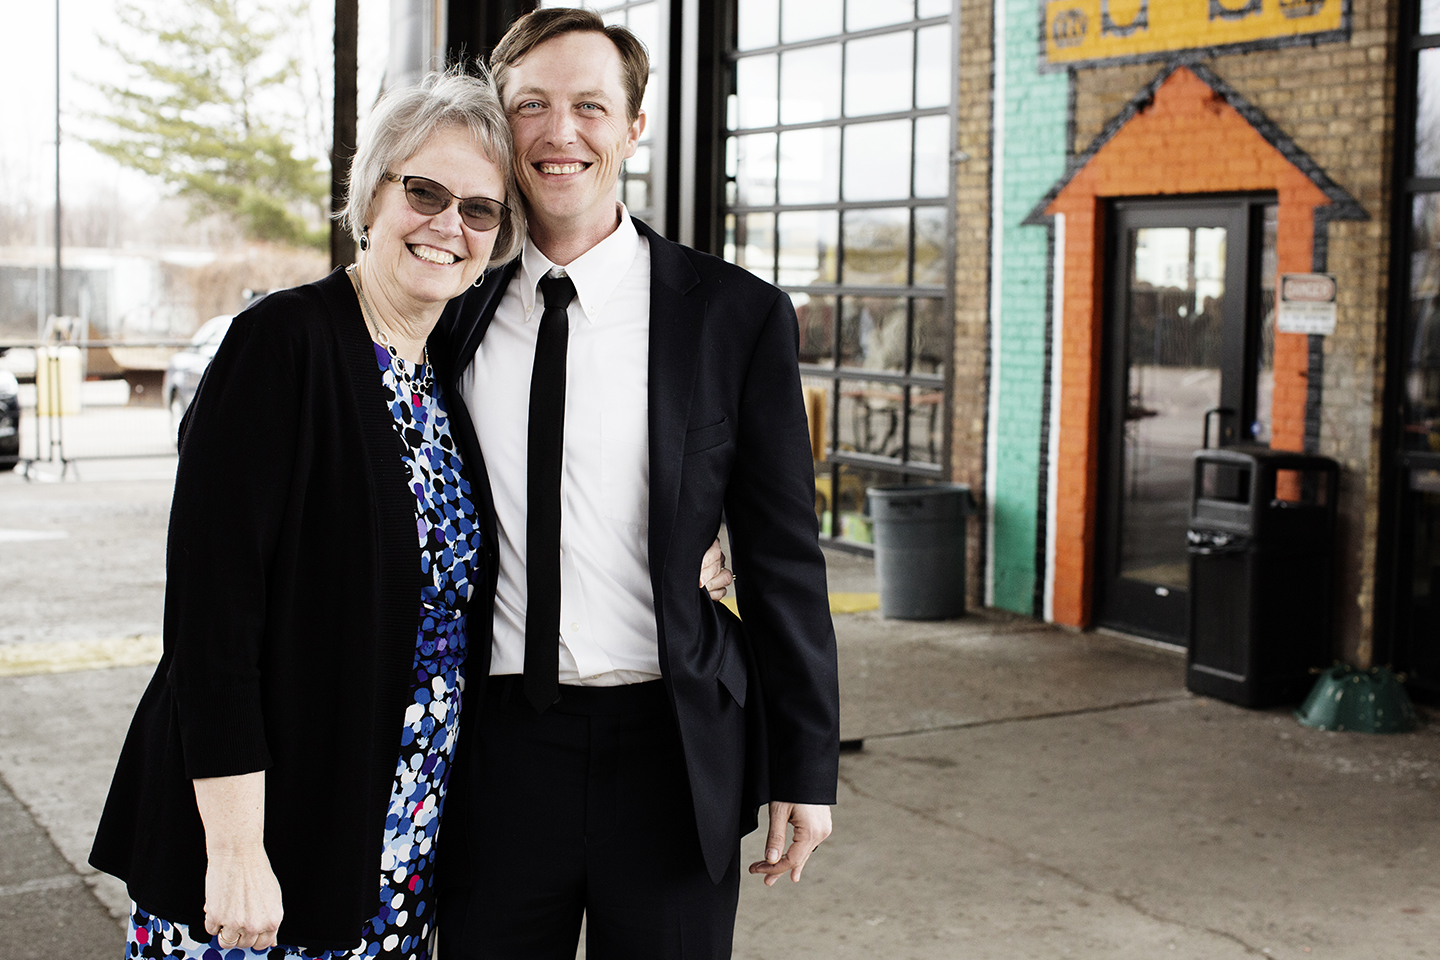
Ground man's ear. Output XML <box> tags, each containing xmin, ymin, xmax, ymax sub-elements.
<box><xmin>624</xmin><ymin>110</ymin><xmax>647</xmax><ymax>160</ymax></box>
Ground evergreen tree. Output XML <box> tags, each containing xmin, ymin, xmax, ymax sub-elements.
<box><xmin>86</xmin><ymin>0</ymin><xmax>328</xmax><ymax>249</ymax></box>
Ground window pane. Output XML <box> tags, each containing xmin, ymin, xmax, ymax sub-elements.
<box><xmin>843</xmin><ymin>208</ymin><xmax>909</xmax><ymax>286</ymax></box>
<box><xmin>796</xmin><ymin>296</ymin><xmax>838</xmax><ymax>366</ymax></box>
<box><xmin>1424</xmin><ymin>0</ymin><xmax>1440</xmax><ymax>34</ymax></box>
<box><xmin>736</xmin><ymin>54</ymin><xmax>778</xmax><ymax>129</ymax></box>
<box><xmin>841</xmin><ymin>296</ymin><xmax>908</xmax><ymax>371</ymax></box>
<box><xmin>738</xmin><ymin>0</ymin><xmax>780</xmax><ymax>50</ymax></box>
<box><xmin>1420</xmin><ymin>50</ymin><xmax>1440</xmax><ymax>177</ymax></box>
<box><xmin>779</xmin><ymin>127</ymin><xmax>841</xmax><ymax>205</ymax></box>
<box><xmin>912</xmin><ymin>297</ymin><xmax>947</xmax><ymax>376</ymax></box>
<box><xmin>843</xmin><ymin>120</ymin><xmax>912</xmax><ymax>200</ymax></box>
<box><xmin>627</xmin><ymin>143</ymin><xmax>651</xmax><ymax>175</ymax></box>
<box><xmin>847</xmin><ymin>0</ymin><xmax>913</xmax><ymax>31</ymax></box>
<box><xmin>845</xmin><ymin>32</ymin><xmax>913</xmax><ymax>116</ymax></box>
<box><xmin>735</xmin><ymin>133</ymin><xmax>778</xmax><ymax>207</ymax></box>
<box><xmin>916</xmin><ymin>24</ymin><xmax>952</xmax><ymax>109</ymax></box>
<box><xmin>625</xmin><ymin>175</ymin><xmax>650</xmax><ymax>212</ymax></box>
<box><xmin>778</xmin><ymin>210</ymin><xmax>839</xmax><ymax>287</ymax></box>
<box><xmin>913</xmin><ymin>207</ymin><xmax>947</xmax><ymax>285</ymax></box>
<box><xmin>780</xmin><ymin>44</ymin><xmax>842</xmax><ymax>124</ymax></box>
<box><xmin>917</xmin><ymin>0</ymin><xmax>951</xmax><ymax>17</ymax></box>
<box><xmin>803</xmin><ymin>381</ymin><xmax>833</xmax><ymax>488</ymax></box>
<box><xmin>837</xmin><ymin>379</ymin><xmax>906</xmax><ymax>460</ymax></box>
<box><xmin>907</xmin><ymin>384</ymin><xmax>945</xmax><ymax>463</ymax></box>
<box><xmin>731</xmin><ymin>213</ymin><xmax>776</xmax><ymax>282</ymax></box>
<box><xmin>626</xmin><ymin>3</ymin><xmax>659</xmax><ymax>58</ymax></box>
<box><xmin>838</xmin><ymin>463</ymin><xmax>900</xmax><ymax>542</ymax></box>
<box><xmin>914</xmin><ymin>114</ymin><xmax>951</xmax><ymax>198</ymax></box>
<box><xmin>782</xmin><ymin>0</ymin><xmax>842</xmax><ymax>42</ymax></box>
<box><xmin>1253</xmin><ymin>204</ymin><xmax>1278</xmax><ymax>444</ymax></box>
<box><xmin>1407</xmin><ymin>193</ymin><xmax>1440</xmax><ymax>448</ymax></box>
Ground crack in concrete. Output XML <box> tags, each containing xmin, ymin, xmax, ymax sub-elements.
<box><xmin>836</xmin><ymin>696</ymin><xmax>1274</xmax><ymax>958</ymax></box>
<box><xmin>0</xmin><ymin>874</ymin><xmax>81</xmax><ymax>897</ymax></box>
<box><xmin>857</xmin><ymin>693</ymin><xmax>1194</xmax><ymax>743</ymax></box>
<box><xmin>0</xmin><ymin>767</ymin><xmax>111</xmax><ymax>912</ymax></box>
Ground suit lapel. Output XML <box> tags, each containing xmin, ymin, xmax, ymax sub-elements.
<box><xmin>638</xmin><ymin>219</ymin><xmax>706</xmax><ymax>599</ymax></box>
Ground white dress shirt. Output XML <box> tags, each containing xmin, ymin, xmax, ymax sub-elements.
<box><xmin>461</xmin><ymin>206</ymin><xmax>659</xmax><ymax>685</ymax></box>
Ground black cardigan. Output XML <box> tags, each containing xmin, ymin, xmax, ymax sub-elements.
<box><xmin>88</xmin><ymin>268</ymin><xmax>499</xmax><ymax>950</ymax></box>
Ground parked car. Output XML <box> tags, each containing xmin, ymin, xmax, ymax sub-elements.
<box><xmin>164</xmin><ymin>314</ymin><xmax>232</xmax><ymax>445</ymax></box>
<box><xmin>0</xmin><ymin>360</ymin><xmax>19</xmax><ymax>471</ymax></box>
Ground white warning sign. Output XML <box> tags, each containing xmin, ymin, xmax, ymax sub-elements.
<box><xmin>1277</xmin><ymin>273</ymin><xmax>1337</xmax><ymax>336</ymax></box>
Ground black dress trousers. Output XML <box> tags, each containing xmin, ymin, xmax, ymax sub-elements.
<box><xmin>439</xmin><ymin>677</ymin><xmax>742</xmax><ymax>960</ymax></box>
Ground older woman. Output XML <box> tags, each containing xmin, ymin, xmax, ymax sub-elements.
<box><xmin>90</xmin><ymin>69</ymin><xmax>726</xmax><ymax>960</ymax></box>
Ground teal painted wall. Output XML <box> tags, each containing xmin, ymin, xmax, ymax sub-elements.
<box><xmin>990</xmin><ymin>0</ymin><xmax>1068</xmax><ymax>613</ymax></box>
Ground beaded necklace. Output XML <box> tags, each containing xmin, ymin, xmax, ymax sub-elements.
<box><xmin>347</xmin><ymin>264</ymin><xmax>434</xmax><ymax>397</ymax></box>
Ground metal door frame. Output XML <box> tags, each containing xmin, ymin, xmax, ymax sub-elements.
<box><xmin>1095</xmin><ymin>194</ymin><xmax>1273</xmax><ymax>643</ymax></box>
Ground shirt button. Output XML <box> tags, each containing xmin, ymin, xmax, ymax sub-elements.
<box><xmin>570</xmin><ymin>622</ymin><xmax>580</xmax><ymax>631</ymax></box>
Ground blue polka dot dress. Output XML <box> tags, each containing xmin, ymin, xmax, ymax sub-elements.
<box><xmin>126</xmin><ymin>343</ymin><xmax>482</xmax><ymax>960</ymax></box>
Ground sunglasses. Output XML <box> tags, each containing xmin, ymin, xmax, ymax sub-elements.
<box><xmin>384</xmin><ymin>173</ymin><xmax>508</xmax><ymax>232</ymax></box>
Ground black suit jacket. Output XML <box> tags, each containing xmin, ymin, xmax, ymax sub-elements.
<box><xmin>434</xmin><ymin>218</ymin><xmax>840</xmax><ymax>883</ymax></box>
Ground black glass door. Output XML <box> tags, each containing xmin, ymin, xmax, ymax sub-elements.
<box><xmin>1096</xmin><ymin>199</ymin><xmax>1271</xmax><ymax>644</ymax></box>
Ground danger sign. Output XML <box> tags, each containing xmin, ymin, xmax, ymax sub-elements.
<box><xmin>1277</xmin><ymin>272</ymin><xmax>1337</xmax><ymax>335</ymax></box>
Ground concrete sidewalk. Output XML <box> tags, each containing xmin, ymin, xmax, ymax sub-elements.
<box><xmin>1</xmin><ymin>471</ymin><xmax>1437</xmax><ymax>959</ymax></box>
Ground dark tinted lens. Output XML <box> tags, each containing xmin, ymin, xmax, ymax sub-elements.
<box><xmin>458</xmin><ymin>199</ymin><xmax>504</xmax><ymax>231</ymax></box>
<box><xmin>403</xmin><ymin>178</ymin><xmax>450</xmax><ymax>214</ymax></box>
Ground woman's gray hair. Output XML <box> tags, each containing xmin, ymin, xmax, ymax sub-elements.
<box><xmin>340</xmin><ymin>66</ymin><xmax>524</xmax><ymax>265</ymax></box>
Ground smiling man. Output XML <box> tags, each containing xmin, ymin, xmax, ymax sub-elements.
<box><xmin>435</xmin><ymin>9</ymin><xmax>839</xmax><ymax>959</ymax></box>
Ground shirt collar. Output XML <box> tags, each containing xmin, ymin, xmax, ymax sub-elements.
<box><xmin>518</xmin><ymin>204</ymin><xmax>641</xmax><ymax>325</ymax></box>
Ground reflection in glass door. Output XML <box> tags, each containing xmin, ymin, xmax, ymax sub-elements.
<box><xmin>1119</xmin><ymin>225</ymin><xmax>1226</xmax><ymax>591</ymax></box>
<box><xmin>1097</xmin><ymin>200</ymin><xmax>1269</xmax><ymax>644</ymax></box>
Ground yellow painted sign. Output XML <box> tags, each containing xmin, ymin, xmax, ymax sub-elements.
<box><xmin>1045</xmin><ymin>0</ymin><xmax>1345</xmax><ymax>66</ymax></box>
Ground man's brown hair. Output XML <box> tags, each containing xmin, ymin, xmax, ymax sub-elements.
<box><xmin>490</xmin><ymin>7</ymin><xmax>650</xmax><ymax>122</ymax></box>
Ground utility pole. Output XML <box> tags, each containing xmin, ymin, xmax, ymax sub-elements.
<box><xmin>331</xmin><ymin>0</ymin><xmax>358</xmax><ymax>269</ymax></box>
<box><xmin>54</xmin><ymin>0</ymin><xmax>62</xmax><ymax>325</ymax></box>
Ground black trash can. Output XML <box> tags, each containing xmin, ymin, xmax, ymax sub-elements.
<box><xmin>868</xmin><ymin>483</ymin><xmax>975</xmax><ymax>620</ymax></box>
<box><xmin>1186</xmin><ymin>446</ymin><xmax>1339</xmax><ymax>707</ymax></box>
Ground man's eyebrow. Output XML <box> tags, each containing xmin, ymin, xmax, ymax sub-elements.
<box><xmin>508</xmin><ymin>85</ymin><xmax>615</xmax><ymax>106</ymax></box>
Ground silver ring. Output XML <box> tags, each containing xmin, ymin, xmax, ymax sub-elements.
<box><xmin>219</xmin><ymin>932</ymin><xmax>241</xmax><ymax>946</ymax></box>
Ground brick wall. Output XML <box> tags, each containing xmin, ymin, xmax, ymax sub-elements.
<box><xmin>952</xmin><ymin>0</ymin><xmax>995</xmax><ymax>611</ymax></box>
<box><xmin>989</xmin><ymin>0</ymin><xmax>1069</xmax><ymax>615</ymax></box>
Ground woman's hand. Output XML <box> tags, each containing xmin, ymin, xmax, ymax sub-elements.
<box><xmin>700</xmin><ymin>537</ymin><xmax>734</xmax><ymax>599</ymax></box>
<box><xmin>193</xmin><ymin>771</ymin><xmax>283</xmax><ymax>950</ymax></box>
<box><xmin>203</xmin><ymin>848</ymin><xmax>284</xmax><ymax>950</ymax></box>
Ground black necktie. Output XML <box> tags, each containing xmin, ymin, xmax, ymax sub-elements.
<box><xmin>524</xmin><ymin>273</ymin><xmax>576</xmax><ymax>711</ymax></box>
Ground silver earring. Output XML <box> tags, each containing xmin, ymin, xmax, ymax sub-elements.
<box><xmin>359</xmin><ymin>228</ymin><xmax>369</xmax><ymax>252</ymax></box>
<box><xmin>473</xmin><ymin>273</ymin><xmax>484</xmax><ymax>288</ymax></box>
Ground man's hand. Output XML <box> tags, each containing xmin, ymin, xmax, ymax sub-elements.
<box><xmin>747</xmin><ymin>801</ymin><xmax>832</xmax><ymax>886</ymax></box>
<box><xmin>700</xmin><ymin>538</ymin><xmax>734</xmax><ymax>600</ymax></box>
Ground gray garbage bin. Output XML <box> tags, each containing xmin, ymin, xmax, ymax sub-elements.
<box><xmin>867</xmin><ymin>483</ymin><xmax>975</xmax><ymax>620</ymax></box>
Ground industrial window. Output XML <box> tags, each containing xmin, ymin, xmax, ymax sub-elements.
<box><xmin>722</xmin><ymin>0</ymin><xmax>956</xmax><ymax>546</ymax></box>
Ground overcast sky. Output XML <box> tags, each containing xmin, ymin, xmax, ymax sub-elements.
<box><xmin>0</xmin><ymin>0</ymin><xmax>389</xmax><ymax>231</ymax></box>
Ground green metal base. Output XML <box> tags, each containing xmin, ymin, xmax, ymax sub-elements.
<box><xmin>1295</xmin><ymin>665</ymin><xmax>1420</xmax><ymax>734</ymax></box>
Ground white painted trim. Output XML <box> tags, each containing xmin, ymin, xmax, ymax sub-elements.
<box><xmin>984</xmin><ymin>0</ymin><xmax>1006</xmax><ymax>608</ymax></box>
<box><xmin>1043</xmin><ymin>213</ymin><xmax>1065</xmax><ymax>623</ymax></box>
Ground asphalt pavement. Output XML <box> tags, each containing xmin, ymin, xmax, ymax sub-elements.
<box><xmin>1</xmin><ymin>467</ymin><xmax>1437</xmax><ymax>959</ymax></box>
